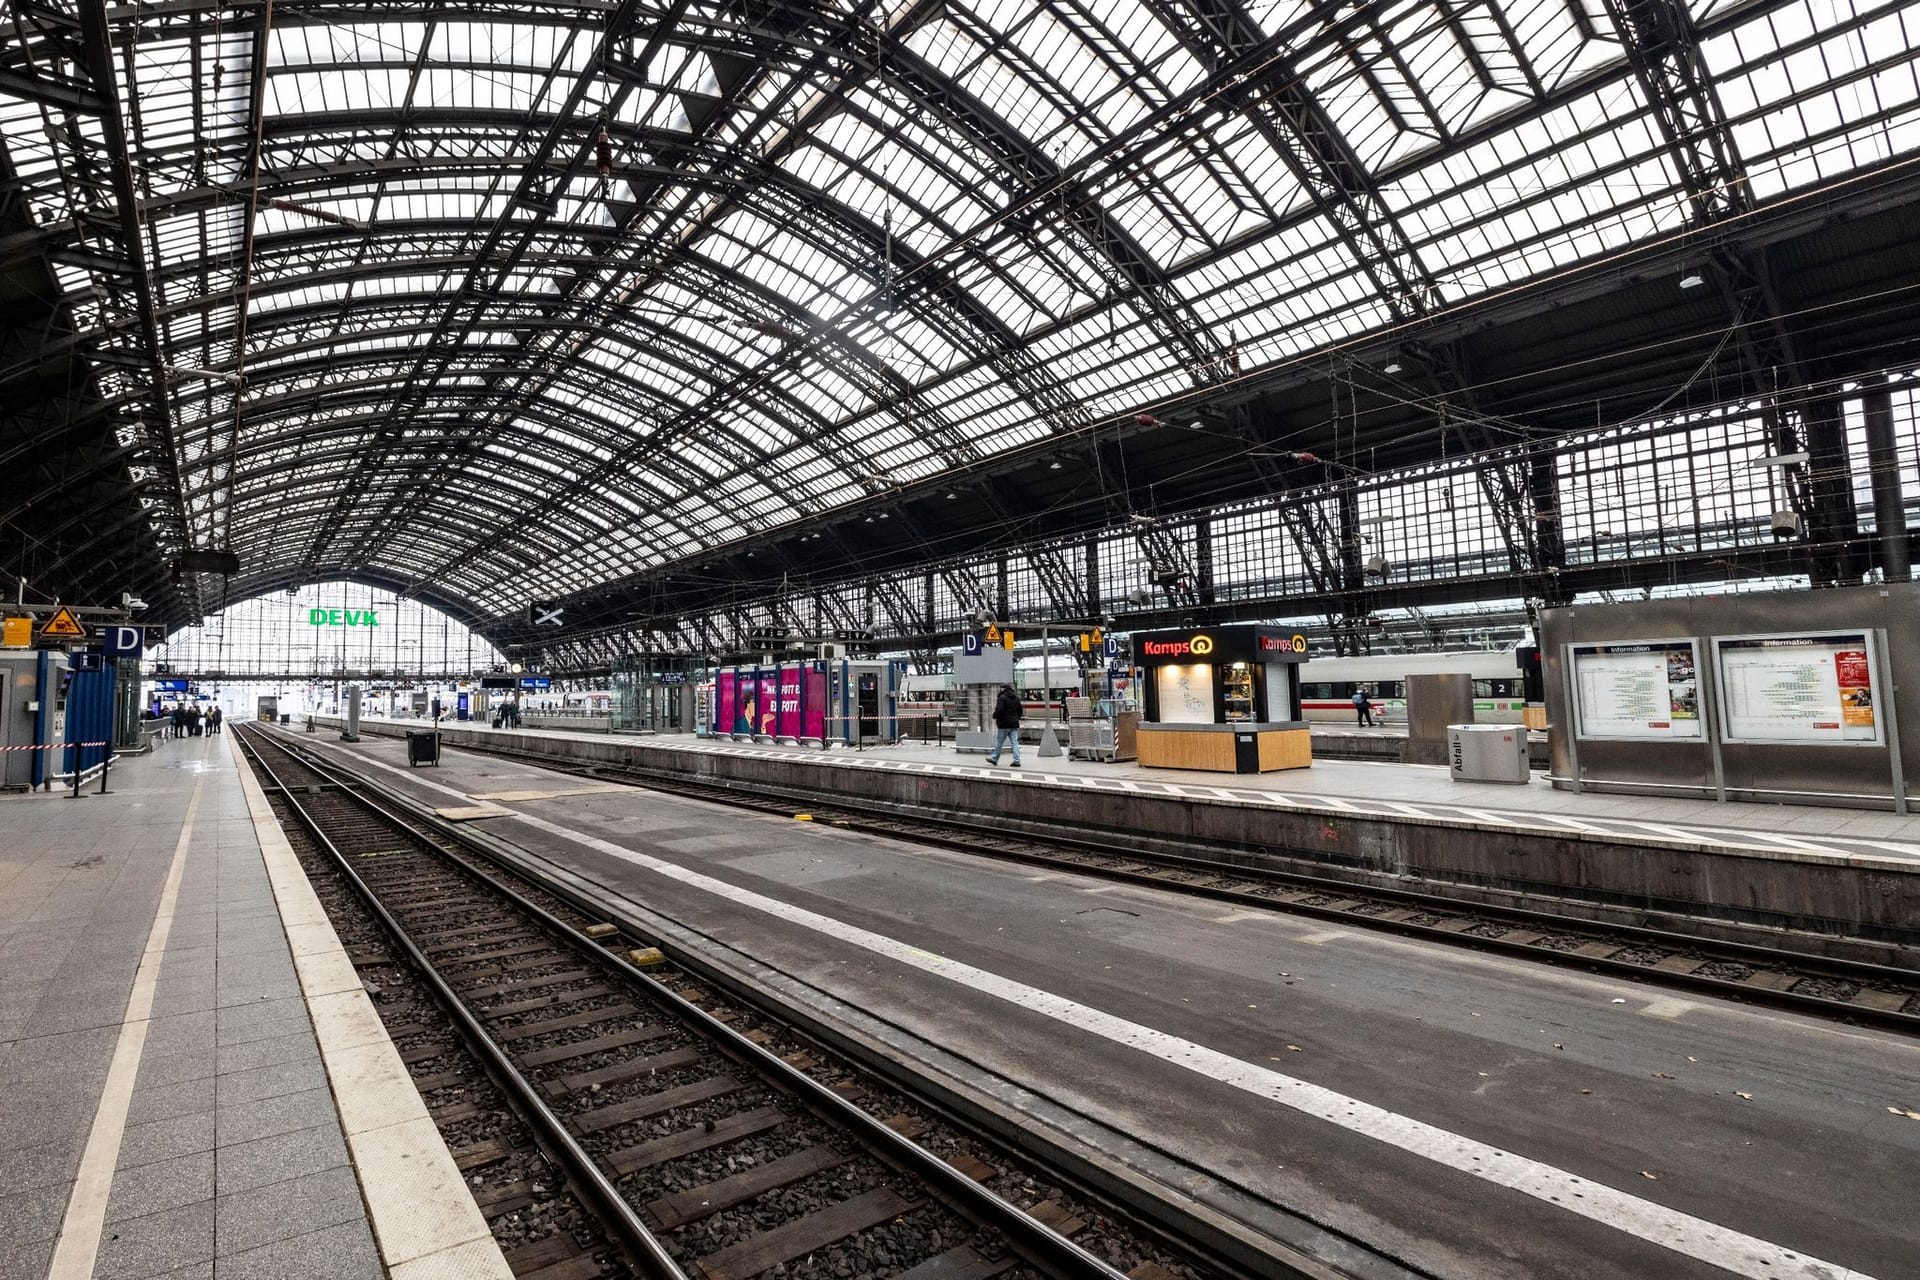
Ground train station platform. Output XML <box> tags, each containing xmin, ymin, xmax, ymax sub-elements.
<box><xmin>0</xmin><ymin>732</ymin><xmax>509</xmax><ymax>1280</ymax></box>
<box><xmin>281</xmin><ymin>721</ymin><xmax>1920</xmax><ymax>1280</ymax></box>
<box><xmin>326</xmin><ymin>716</ymin><xmax>1920</xmax><ymax>964</ymax></box>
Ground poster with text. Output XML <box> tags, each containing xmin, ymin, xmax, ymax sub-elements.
<box><xmin>1717</xmin><ymin>634</ymin><xmax>1879</xmax><ymax>744</ymax></box>
<box><xmin>776</xmin><ymin>664</ymin><xmax>804</xmax><ymax>738</ymax></box>
<box><xmin>1155</xmin><ymin>663</ymin><xmax>1214</xmax><ymax>724</ymax></box>
<box><xmin>803</xmin><ymin>666</ymin><xmax>827</xmax><ymax>740</ymax></box>
<box><xmin>1571</xmin><ymin>641</ymin><xmax>1702</xmax><ymax>739</ymax></box>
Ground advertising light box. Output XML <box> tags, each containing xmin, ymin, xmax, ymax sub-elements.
<box><xmin>1571</xmin><ymin>640</ymin><xmax>1702</xmax><ymax>740</ymax></box>
<box><xmin>1715</xmin><ymin>633</ymin><xmax>1880</xmax><ymax>745</ymax></box>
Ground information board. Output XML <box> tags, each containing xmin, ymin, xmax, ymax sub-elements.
<box><xmin>1570</xmin><ymin>640</ymin><xmax>1701</xmax><ymax>740</ymax></box>
<box><xmin>1715</xmin><ymin>633</ymin><xmax>1880</xmax><ymax>745</ymax></box>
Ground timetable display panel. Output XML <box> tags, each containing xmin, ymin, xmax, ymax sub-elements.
<box><xmin>1570</xmin><ymin>640</ymin><xmax>1702</xmax><ymax>740</ymax></box>
<box><xmin>1715</xmin><ymin>633</ymin><xmax>1881</xmax><ymax>745</ymax></box>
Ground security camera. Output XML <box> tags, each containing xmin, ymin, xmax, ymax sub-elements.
<box><xmin>122</xmin><ymin>592</ymin><xmax>147</xmax><ymax>612</ymax></box>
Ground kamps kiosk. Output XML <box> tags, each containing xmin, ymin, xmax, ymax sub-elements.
<box><xmin>1134</xmin><ymin>624</ymin><xmax>1311</xmax><ymax>773</ymax></box>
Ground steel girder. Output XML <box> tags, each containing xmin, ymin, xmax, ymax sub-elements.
<box><xmin>1597</xmin><ymin>0</ymin><xmax>1844</xmax><ymax>582</ymax></box>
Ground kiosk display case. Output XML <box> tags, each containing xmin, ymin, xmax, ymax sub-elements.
<box><xmin>1134</xmin><ymin>625</ymin><xmax>1311</xmax><ymax>772</ymax></box>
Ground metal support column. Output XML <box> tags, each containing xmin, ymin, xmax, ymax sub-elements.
<box><xmin>1862</xmin><ymin>381</ymin><xmax>1911</xmax><ymax>583</ymax></box>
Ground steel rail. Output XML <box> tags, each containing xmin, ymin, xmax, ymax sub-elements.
<box><xmin>435</xmin><ymin>733</ymin><xmax>1920</xmax><ymax>1035</ymax></box>
<box><xmin>234</xmin><ymin>728</ymin><xmax>690</xmax><ymax>1280</ymax></box>
<box><xmin>238</xmin><ymin>725</ymin><xmax>1143</xmax><ymax>1280</ymax></box>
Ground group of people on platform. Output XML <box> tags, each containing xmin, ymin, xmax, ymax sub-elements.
<box><xmin>159</xmin><ymin>703</ymin><xmax>222</xmax><ymax>737</ymax></box>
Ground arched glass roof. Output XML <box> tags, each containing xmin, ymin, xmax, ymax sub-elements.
<box><xmin>3</xmin><ymin>0</ymin><xmax>1916</xmax><ymax>628</ymax></box>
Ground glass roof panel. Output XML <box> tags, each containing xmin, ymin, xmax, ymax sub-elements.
<box><xmin>8</xmin><ymin>0</ymin><xmax>1904</xmax><ymax>607</ymax></box>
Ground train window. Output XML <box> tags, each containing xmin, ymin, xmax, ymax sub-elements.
<box><xmin>1379</xmin><ymin>681</ymin><xmax>1404</xmax><ymax>698</ymax></box>
<box><xmin>1299</xmin><ymin>682</ymin><xmax>1333</xmax><ymax>699</ymax></box>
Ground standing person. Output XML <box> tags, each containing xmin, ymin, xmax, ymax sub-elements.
<box><xmin>985</xmin><ymin>682</ymin><xmax>1023</xmax><ymax>768</ymax></box>
<box><xmin>209</xmin><ymin>706</ymin><xmax>222</xmax><ymax>735</ymax></box>
<box><xmin>1352</xmin><ymin>686</ymin><xmax>1374</xmax><ymax>727</ymax></box>
<box><xmin>189</xmin><ymin>705</ymin><xmax>203</xmax><ymax>737</ymax></box>
<box><xmin>171</xmin><ymin>704</ymin><xmax>185</xmax><ymax>739</ymax></box>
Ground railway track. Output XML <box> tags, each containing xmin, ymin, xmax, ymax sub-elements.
<box><xmin>235</xmin><ymin>725</ymin><xmax>1256</xmax><ymax>1280</ymax></box>
<box><xmin>416</xmin><ymin>731</ymin><xmax>1920</xmax><ymax>1037</ymax></box>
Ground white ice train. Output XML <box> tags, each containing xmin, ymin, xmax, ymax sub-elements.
<box><xmin>1296</xmin><ymin>648</ymin><xmax>1526</xmax><ymax>724</ymax></box>
<box><xmin>899</xmin><ymin>648</ymin><xmax>1526</xmax><ymax>725</ymax></box>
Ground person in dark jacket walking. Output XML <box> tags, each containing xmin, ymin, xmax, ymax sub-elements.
<box><xmin>986</xmin><ymin>682</ymin><xmax>1023</xmax><ymax>767</ymax></box>
<box><xmin>1352</xmin><ymin>687</ymin><xmax>1374</xmax><ymax>727</ymax></box>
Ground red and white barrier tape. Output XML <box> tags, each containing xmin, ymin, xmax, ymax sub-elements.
<box><xmin>0</xmin><ymin>740</ymin><xmax>111</xmax><ymax>751</ymax></box>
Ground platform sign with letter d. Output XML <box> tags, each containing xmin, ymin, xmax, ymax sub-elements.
<box><xmin>962</xmin><ymin>633</ymin><xmax>983</xmax><ymax>656</ymax></box>
<box><xmin>102</xmin><ymin>624</ymin><xmax>145</xmax><ymax>659</ymax></box>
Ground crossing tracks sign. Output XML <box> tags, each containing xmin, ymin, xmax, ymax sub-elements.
<box><xmin>528</xmin><ymin>600</ymin><xmax>565</xmax><ymax>628</ymax></box>
<box><xmin>40</xmin><ymin>606</ymin><xmax>86</xmax><ymax>639</ymax></box>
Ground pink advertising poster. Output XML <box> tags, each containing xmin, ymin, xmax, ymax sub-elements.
<box><xmin>716</xmin><ymin>669</ymin><xmax>736</xmax><ymax>734</ymax></box>
<box><xmin>753</xmin><ymin>670</ymin><xmax>777</xmax><ymax>737</ymax></box>
<box><xmin>803</xmin><ymin>665</ymin><xmax>827</xmax><ymax>740</ymax></box>
<box><xmin>777</xmin><ymin>664</ymin><xmax>802</xmax><ymax>738</ymax></box>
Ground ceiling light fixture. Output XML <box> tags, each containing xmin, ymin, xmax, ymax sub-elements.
<box><xmin>1383</xmin><ymin>360</ymin><xmax>1403</xmax><ymax>374</ymax></box>
<box><xmin>1049</xmin><ymin>459</ymin><xmax>1062</xmax><ymax>470</ymax></box>
<box><xmin>1679</xmin><ymin>273</ymin><xmax>1705</xmax><ymax>290</ymax></box>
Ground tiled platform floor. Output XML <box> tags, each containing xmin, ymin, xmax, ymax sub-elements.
<box><xmin>0</xmin><ymin>734</ymin><xmax>384</xmax><ymax>1280</ymax></box>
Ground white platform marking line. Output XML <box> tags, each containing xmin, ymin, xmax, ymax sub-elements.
<box><xmin>47</xmin><ymin>773</ymin><xmax>207</xmax><ymax>1280</ymax></box>
<box><xmin>1386</xmin><ymin>802</ymin><xmax>1433</xmax><ymax>819</ymax></box>
<box><xmin>1612</xmin><ymin>821</ymin><xmax>1700</xmax><ymax>843</ymax></box>
<box><xmin>1736</xmin><ymin>831</ymin><xmax>1849</xmax><ymax>854</ymax></box>
<box><xmin>508</xmin><ymin>811</ymin><xmax>1865</xmax><ymax>1280</ymax></box>
<box><xmin>1312</xmin><ymin>795</ymin><xmax>1358</xmax><ymax>811</ymax></box>
<box><xmin>1840</xmin><ymin>839</ymin><xmax>1920</xmax><ymax>860</ymax></box>
<box><xmin>1459</xmin><ymin>808</ymin><xmax>1523</xmax><ymax>827</ymax></box>
<box><xmin>1528</xmin><ymin>814</ymin><xmax>1603</xmax><ymax>833</ymax></box>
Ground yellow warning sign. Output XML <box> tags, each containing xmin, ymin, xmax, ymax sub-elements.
<box><xmin>2</xmin><ymin>616</ymin><xmax>30</xmax><ymax>647</ymax></box>
<box><xmin>40</xmin><ymin>606</ymin><xmax>86</xmax><ymax>639</ymax></box>
<box><xmin>983</xmin><ymin>625</ymin><xmax>1000</xmax><ymax>643</ymax></box>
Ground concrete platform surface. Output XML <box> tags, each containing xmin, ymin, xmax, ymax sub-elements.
<box><xmin>0</xmin><ymin>732</ymin><xmax>509</xmax><ymax>1280</ymax></box>
<box><xmin>301</xmin><ymin>726</ymin><xmax>1920</xmax><ymax>1280</ymax></box>
<box><xmin>349</xmin><ymin>715</ymin><xmax>1920</xmax><ymax>867</ymax></box>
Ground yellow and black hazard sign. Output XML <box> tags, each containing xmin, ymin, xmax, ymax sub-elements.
<box><xmin>983</xmin><ymin>624</ymin><xmax>1000</xmax><ymax>643</ymax></box>
<box><xmin>40</xmin><ymin>605</ymin><xmax>86</xmax><ymax>639</ymax></box>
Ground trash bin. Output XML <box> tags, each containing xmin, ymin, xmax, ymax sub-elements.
<box><xmin>279</xmin><ymin>713</ymin><xmax>290</xmax><ymax>725</ymax></box>
<box><xmin>405</xmin><ymin>730</ymin><xmax>440</xmax><ymax>767</ymax></box>
<box><xmin>1448</xmin><ymin>724</ymin><xmax>1529</xmax><ymax>784</ymax></box>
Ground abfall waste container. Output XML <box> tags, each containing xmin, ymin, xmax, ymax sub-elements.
<box><xmin>1448</xmin><ymin>724</ymin><xmax>1528</xmax><ymax>784</ymax></box>
<box><xmin>406</xmin><ymin>730</ymin><xmax>440</xmax><ymax>767</ymax></box>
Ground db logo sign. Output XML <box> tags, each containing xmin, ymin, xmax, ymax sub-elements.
<box><xmin>1189</xmin><ymin>634</ymin><xmax>1214</xmax><ymax>656</ymax></box>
